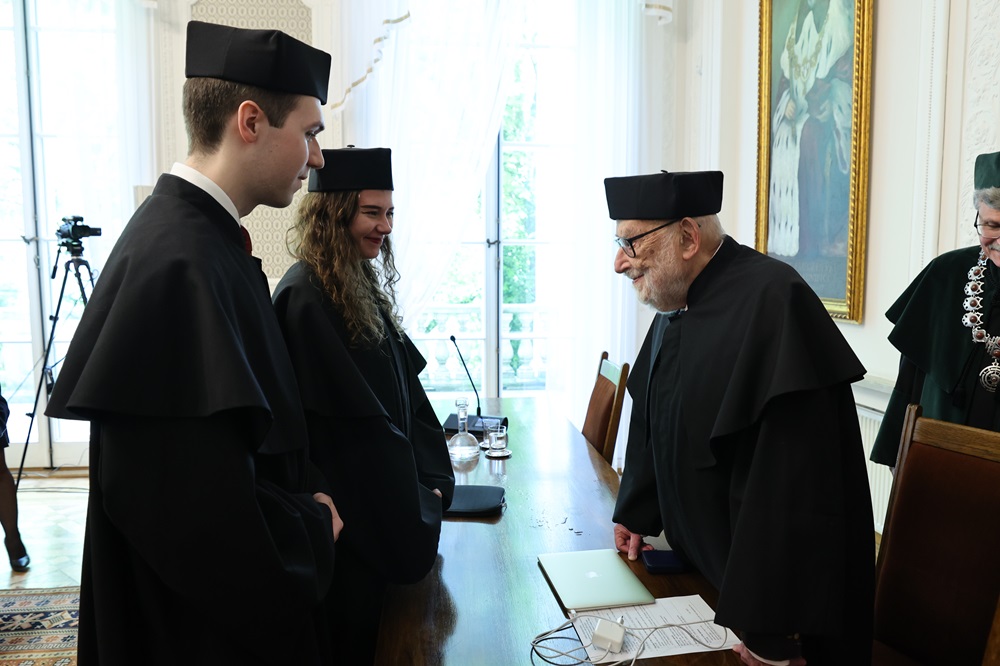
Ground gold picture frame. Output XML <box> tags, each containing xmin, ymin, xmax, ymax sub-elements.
<box><xmin>755</xmin><ymin>0</ymin><xmax>874</xmax><ymax>322</ymax></box>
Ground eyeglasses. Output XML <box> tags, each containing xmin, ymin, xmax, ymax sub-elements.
<box><xmin>975</xmin><ymin>212</ymin><xmax>1000</xmax><ymax>241</ymax></box>
<box><xmin>614</xmin><ymin>219</ymin><xmax>680</xmax><ymax>258</ymax></box>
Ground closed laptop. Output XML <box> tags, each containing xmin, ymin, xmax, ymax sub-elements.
<box><xmin>537</xmin><ymin>548</ymin><xmax>654</xmax><ymax>612</ymax></box>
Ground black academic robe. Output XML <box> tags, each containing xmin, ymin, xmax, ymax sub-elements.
<box><xmin>871</xmin><ymin>245</ymin><xmax>1000</xmax><ymax>466</ymax></box>
<box><xmin>45</xmin><ymin>175</ymin><xmax>335</xmax><ymax>665</ymax></box>
<box><xmin>613</xmin><ymin>237</ymin><xmax>874</xmax><ymax>665</ymax></box>
<box><xmin>272</xmin><ymin>261</ymin><xmax>455</xmax><ymax>665</ymax></box>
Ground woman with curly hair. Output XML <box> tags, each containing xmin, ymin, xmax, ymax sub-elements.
<box><xmin>273</xmin><ymin>147</ymin><xmax>454</xmax><ymax>664</ymax></box>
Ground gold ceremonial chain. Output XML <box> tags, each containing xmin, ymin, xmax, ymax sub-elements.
<box><xmin>962</xmin><ymin>251</ymin><xmax>1000</xmax><ymax>392</ymax></box>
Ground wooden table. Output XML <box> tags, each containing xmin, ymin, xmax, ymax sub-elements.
<box><xmin>375</xmin><ymin>397</ymin><xmax>741</xmax><ymax>665</ymax></box>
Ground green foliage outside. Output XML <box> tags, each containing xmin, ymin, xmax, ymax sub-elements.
<box><xmin>420</xmin><ymin>43</ymin><xmax>546</xmax><ymax>387</ymax></box>
<box><xmin>500</xmin><ymin>52</ymin><xmax>540</xmax><ymax>376</ymax></box>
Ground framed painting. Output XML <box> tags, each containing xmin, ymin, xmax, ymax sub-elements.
<box><xmin>755</xmin><ymin>0</ymin><xmax>874</xmax><ymax>322</ymax></box>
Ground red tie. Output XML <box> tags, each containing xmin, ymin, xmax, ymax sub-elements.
<box><xmin>239</xmin><ymin>225</ymin><xmax>253</xmax><ymax>256</ymax></box>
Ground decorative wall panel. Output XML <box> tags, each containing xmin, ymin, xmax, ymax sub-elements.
<box><xmin>958</xmin><ymin>0</ymin><xmax>1000</xmax><ymax>243</ymax></box>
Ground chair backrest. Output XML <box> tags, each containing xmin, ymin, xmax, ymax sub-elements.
<box><xmin>581</xmin><ymin>351</ymin><xmax>630</xmax><ymax>465</ymax></box>
<box><xmin>984</xmin><ymin>598</ymin><xmax>1000</xmax><ymax>666</ymax></box>
<box><xmin>873</xmin><ymin>404</ymin><xmax>1000</xmax><ymax>665</ymax></box>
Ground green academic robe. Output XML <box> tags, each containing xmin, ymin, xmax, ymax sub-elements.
<box><xmin>871</xmin><ymin>245</ymin><xmax>1000</xmax><ymax>467</ymax></box>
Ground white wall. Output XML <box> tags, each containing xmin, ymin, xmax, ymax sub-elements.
<box><xmin>651</xmin><ymin>0</ymin><xmax>1000</xmax><ymax>413</ymax></box>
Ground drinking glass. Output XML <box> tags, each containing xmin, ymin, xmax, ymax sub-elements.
<box><xmin>486</xmin><ymin>424</ymin><xmax>510</xmax><ymax>458</ymax></box>
<box><xmin>481</xmin><ymin>419</ymin><xmax>501</xmax><ymax>450</ymax></box>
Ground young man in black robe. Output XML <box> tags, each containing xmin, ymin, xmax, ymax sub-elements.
<box><xmin>46</xmin><ymin>21</ymin><xmax>341</xmax><ymax>665</ymax></box>
<box><xmin>273</xmin><ymin>147</ymin><xmax>455</xmax><ymax>664</ymax></box>
<box><xmin>872</xmin><ymin>151</ymin><xmax>1000</xmax><ymax>467</ymax></box>
<box><xmin>606</xmin><ymin>170</ymin><xmax>874</xmax><ymax>666</ymax></box>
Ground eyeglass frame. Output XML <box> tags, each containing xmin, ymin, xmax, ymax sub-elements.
<box><xmin>974</xmin><ymin>211</ymin><xmax>1000</xmax><ymax>241</ymax></box>
<box><xmin>614</xmin><ymin>218</ymin><xmax>681</xmax><ymax>258</ymax></box>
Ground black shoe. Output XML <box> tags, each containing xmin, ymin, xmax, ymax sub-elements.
<box><xmin>9</xmin><ymin>553</ymin><xmax>28</xmax><ymax>573</ymax></box>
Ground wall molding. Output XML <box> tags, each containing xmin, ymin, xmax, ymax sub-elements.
<box><xmin>907</xmin><ymin>0</ymin><xmax>950</xmax><ymax>280</ymax></box>
<box><xmin>952</xmin><ymin>0</ymin><xmax>1000</xmax><ymax>251</ymax></box>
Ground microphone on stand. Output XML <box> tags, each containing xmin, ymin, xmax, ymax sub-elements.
<box><xmin>443</xmin><ymin>335</ymin><xmax>507</xmax><ymax>434</ymax></box>
<box><xmin>451</xmin><ymin>335</ymin><xmax>482</xmax><ymax>417</ymax></box>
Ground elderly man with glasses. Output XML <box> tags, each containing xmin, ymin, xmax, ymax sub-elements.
<box><xmin>607</xmin><ymin>169</ymin><xmax>875</xmax><ymax>666</ymax></box>
<box><xmin>871</xmin><ymin>151</ymin><xmax>1000</xmax><ymax>468</ymax></box>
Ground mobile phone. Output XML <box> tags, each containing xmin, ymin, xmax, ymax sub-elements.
<box><xmin>640</xmin><ymin>549</ymin><xmax>688</xmax><ymax>574</ymax></box>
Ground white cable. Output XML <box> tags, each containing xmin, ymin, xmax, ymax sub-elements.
<box><xmin>530</xmin><ymin>614</ymin><xmax>732</xmax><ymax>665</ymax></box>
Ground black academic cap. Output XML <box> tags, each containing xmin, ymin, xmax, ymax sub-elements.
<box><xmin>185</xmin><ymin>21</ymin><xmax>332</xmax><ymax>104</ymax></box>
<box><xmin>975</xmin><ymin>152</ymin><xmax>1000</xmax><ymax>190</ymax></box>
<box><xmin>308</xmin><ymin>147</ymin><xmax>394</xmax><ymax>192</ymax></box>
<box><xmin>604</xmin><ymin>170</ymin><xmax>723</xmax><ymax>220</ymax></box>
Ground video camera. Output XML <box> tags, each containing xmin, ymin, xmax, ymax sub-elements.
<box><xmin>55</xmin><ymin>215</ymin><xmax>101</xmax><ymax>253</ymax></box>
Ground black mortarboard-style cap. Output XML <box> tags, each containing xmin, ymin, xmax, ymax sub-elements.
<box><xmin>604</xmin><ymin>170</ymin><xmax>723</xmax><ymax>220</ymax></box>
<box><xmin>975</xmin><ymin>152</ymin><xmax>1000</xmax><ymax>190</ymax></box>
<box><xmin>308</xmin><ymin>147</ymin><xmax>394</xmax><ymax>192</ymax></box>
<box><xmin>185</xmin><ymin>21</ymin><xmax>332</xmax><ymax>104</ymax></box>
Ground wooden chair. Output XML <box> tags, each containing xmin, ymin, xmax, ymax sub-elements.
<box><xmin>581</xmin><ymin>351</ymin><xmax>629</xmax><ymax>465</ymax></box>
<box><xmin>983</xmin><ymin>599</ymin><xmax>1000</xmax><ymax>666</ymax></box>
<box><xmin>872</xmin><ymin>404</ymin><xmax>1000</xmax><ymax>665</ymax></box>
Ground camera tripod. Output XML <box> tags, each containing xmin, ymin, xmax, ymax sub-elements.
<box><xmin>17</xmin><ymin>241</ymin><xmax>95</xmax><ymax>488</ymax></box>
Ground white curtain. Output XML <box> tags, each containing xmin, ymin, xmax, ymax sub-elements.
<box><xmin>334</xmin><ymin>0</ymin><xmax>651</xmax><ymax>466</ymax></box>
<box><xmin>329</xmin><ymin>0</ymin><xmax>411</xmax><ymax>130</ymax></box>
<box><xmin>545</xmin><ymin>1</ymin><xmax>642</xmax><ymax>450</ymax></box>
<box><xmin>334</xmin><ymin>0</ymin><xmax>515</xmax><ymax>321</ymax></box>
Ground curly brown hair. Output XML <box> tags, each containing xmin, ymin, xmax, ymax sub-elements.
<box><xmin>290</xmin><ymin>190</ymin><xmax>403</xmax><ymax>347</ymax></box>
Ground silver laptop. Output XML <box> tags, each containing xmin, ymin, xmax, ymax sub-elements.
<box><xmin>537</xmin><ymin>548</ymin><xmax>654</xmax><ymax>612</ymax></box>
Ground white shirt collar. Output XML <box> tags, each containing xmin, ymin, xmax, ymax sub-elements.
<box><xmin>169</xmin><ymin>163</ymin><xmax>241</xmax><ymax>225</ymax></box>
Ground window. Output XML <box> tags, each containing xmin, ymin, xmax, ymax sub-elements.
<box><xmin>413</xmin><ymin>1</ymin><xmax>577</xmax><ymax>399</ymax></box>
<box><xmin>0</xmin><ymin>0</ymin><xmax>35</xmax><ymax>451</ymax></box>
<box><xmin>0</xmin><ymin>0</ymin><xmax>150</xmax><ymax>466</ymax></box>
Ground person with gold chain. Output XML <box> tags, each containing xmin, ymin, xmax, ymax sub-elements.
<box><xmin>871</xmin><ymin>151</ymin><xmax>1000</xmax><ymax>467</ymax></box>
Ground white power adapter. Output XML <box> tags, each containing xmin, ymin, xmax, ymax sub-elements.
<box><xmin>592</xmin><ymin>618</ymin><xmax>626</xmax><ymax>653</ymax></box>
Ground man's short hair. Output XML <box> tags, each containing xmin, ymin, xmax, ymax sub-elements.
<box><xmin>182</xmin><ymin>78</ymin><xmax>300</xmax><ymax>154</ymax></box>
<box><xmin>973</xmin><ymin>187</ymin><xmax>1000</xmax><ymax>212</ymax></box>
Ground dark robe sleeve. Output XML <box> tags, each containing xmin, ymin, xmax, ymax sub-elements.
<box><xmin>97</xmin><ymin>411</ymin><xmax>335</xmax><ymax>612</ymax></box>
<box><xmin>612</xmin><ymin>329</ymin><xmax>664</xmax><ymax>536</ymax></box>
<box><xmin>306</xmin><ymin>413</ymin><xmax>444</xmax><ymax>584</ymax></box>
<box><xmin>870</xmin><ymin>355</ymin><xmax>925</xmax><ymax>467</ymax></box>
<box><xmin>403</xmin><ymin>337</ymin><xmax>455</xmax><ymax>509</ymax></box>
<box><xmin>612</xmin><ymin>433</ymin><xmax>662</xmax><ymax>536</ymax></box>
<box><xmin>410</xmin><ymin>397</ymin><xmax>456</xmax><ymax>509</ymax></box>
<box><xmin>719</xmin><ymin>386</ymin><xmax>874</xmax><ymax>661</ymax></box>
<box><xmin>305</xmin><ymin>459</ymin><xmax>332</xmax><ymax>497</ymax></box>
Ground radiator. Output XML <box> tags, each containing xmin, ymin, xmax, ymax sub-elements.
<box><xmin>857</xmin><ymin>406</ymin><xmax>892</xmax><ymax>533</ymax></box>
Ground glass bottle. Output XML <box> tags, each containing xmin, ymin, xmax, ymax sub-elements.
<box><xmin>447</xmin><ymin>397</ymin><xmax>481</xmax><ymax>461</ymax></box>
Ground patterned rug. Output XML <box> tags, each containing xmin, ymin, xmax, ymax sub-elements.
<box><xmin>0</xmin><ymin>586</ymin><xmax>78</xmax><ymax>665</ymax></box>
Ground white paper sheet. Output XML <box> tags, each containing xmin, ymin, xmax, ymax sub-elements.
<box><xmin>569</xmin><ymin>595</ymin><xmax>739</xmax><ymax>663</ymax></box>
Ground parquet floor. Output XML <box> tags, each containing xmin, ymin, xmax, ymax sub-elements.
<box><xmin>1</xmin><ymin>471</ymin><xmax>87</xmax><ymax>590</ymax></box>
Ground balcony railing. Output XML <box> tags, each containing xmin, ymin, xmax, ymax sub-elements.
<box><xmin>409</xmin><ymin>303</ymin><xmax>548</xmax><ymax>393</ymax></box>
